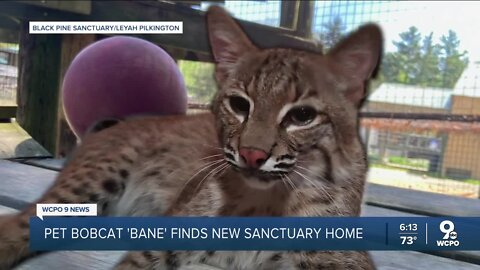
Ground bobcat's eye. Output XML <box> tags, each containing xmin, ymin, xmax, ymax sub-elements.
<box><xmin>286</xmin><ymin>106</ymin><xmax>317</xmax><ymax>126</ymax></box>
<box><xmin>229</xmin><ymin>96</ymin><xmax>250</xmax><ymax>117</ymax></box>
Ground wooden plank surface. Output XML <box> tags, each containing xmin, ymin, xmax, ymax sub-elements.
<box><xmin>15</xmin><ymin>251</ymin><xmax>125</xmax><ymax>270</ymax></box>
<box><xmin>20</xmin><ymin>158</ymin><xmax>65</xmax><ymax>171</ymax></box>
<box><xmin>0</xmin><ymin>160</ymin><xmax>56</xmax><ymax>209</ymax></box>
<box><xmin>361</xmin><ymin>204</ymin><xmax>422</xmax><ymax>217</ymax></box>
<box><xmin>371</xmin><ymin>251</ymin><xmax>480</xmax><ymax>270</ymax></box>
<box><xmin>0</xmin><ymin>204</ymin><xmax>17</xmax><ymax>215</ymax></box>
<box><xmin>1</xmin><ymin>161</ymin><xmax>479</xmax><ymax>269</ymax></box>
<box><xmin>0</xmin><ymin>122</ymin><xmax>51</xmax><ymax>159</ymax></box>
<box><xmin>431</xmin><ymin>251</ymin><xmax>480</xmax><ymax>266</ymax></box>
<box><xmin>13</xmin><ymin>250</ymin><xmax>480</xmax><ymax>270</ymax></box>
<box><xmin>15</xmin><ymin>251</ymin><xmax>226</xmax><ymax>270</ymax></box>
<box><xmin>364</xmin><ymin>183</ymin><xmax>480</xmax><ymax>217</ymax></box>
<box><xmin>12</xmin><ymin>159</ymin><xmax>480</xmax><ymax>217</ymax></box>
<box><xmin>4</xmin><ymin>159</ymin><xmax>480</xmax><ymax>218</ymax></box>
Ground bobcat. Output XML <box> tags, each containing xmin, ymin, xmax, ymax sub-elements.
<box><xmin>0</xmin><ymin>6</ymin><xmax>382</xmax><ymax>270</ymax></box>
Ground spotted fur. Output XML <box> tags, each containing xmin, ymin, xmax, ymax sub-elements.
<box><xmin>0</xmin><ymin>6</ymin><xmax>382</xmax><ymax>270</ymax></box>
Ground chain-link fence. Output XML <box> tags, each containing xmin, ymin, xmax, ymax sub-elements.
<box><xmin>201</xmin><ymin>1</ymin><xmax>282</xmax><ymax>27</ymax></box>
<box><xmin>183</xmin><ymin>1</ymin><xmax>480</xmax><ymax>199</ymax></box>
<box><xmin>0</xmin><ymin>43</ymin><xmax>18</xmax><ymax>106</ymax></box>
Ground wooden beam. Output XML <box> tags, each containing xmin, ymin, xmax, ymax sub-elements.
<box><xmin>176</xmin><ymin>1</ymin><xmax>224</xmax><ymax>7</ymax></box>
<box><xmin>371</xmin><ymin>250</ymin><xmax>480</xmax><ymax>270</ymax></box>
<box><xmin>0</xmin><ymin>28</ymin><xmax>18</xmax><ymax>43</ymax></box>
<box><xmin>0</xmin><ymin>106</ymin><xmax>16</xmax><ymax>119</ymax></box>
<box><xmin>295</xmin><ymin>0</ymin><xmax>315</xmax><ymax>38</ymax></box>
<box><xmin>89</xmin><ymin>1</ymin><xmax>322</xmax><ymax>58</ymax></box>
<box><xmin>361</xmin><ymin>112</ymin><xmax>480</xmax><ymax>122</ymax></box>
<box><xmin>16</xmin><ymin>21</ymin><xmax>62</xmax><ymax>154</ymax></box>
<box><xmin>364</xmin><ymin>183</ymin><xmax>480</xmax><ymax>217</ymax></box>
<box><xmin>18</xmin><ymin>0</ymin><xmax>91</xmax><ymax>15</ymax></box>
<box><xmin>0</xmin><ymin>14</ymin><xmax>21</xmax><ymax>30</ymax></box>
<box><xmin>0</xmin><ymin>2</ymin><xmax>86</xmax><ymax>22</ymax></box>
<box><xmin>94</xmin><ymin>1</ymin><xmax>321</xmax><ymax>55</ymax></box>
<box><xmin>0</xmin><ymin>1</ymin><xmax>322</xmax><ymax>58</ymax></box>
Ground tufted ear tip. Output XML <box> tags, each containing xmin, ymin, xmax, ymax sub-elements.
<box><xmin>329</xmin><ymin>23</ymin><xmax>383</xmax><ymax>80</ymax></box>
<box><xmin>206</xmin><ymin>5</ymin><xmax>258</xmax><ymax>84</ymax></box>
<box><xmin>328</xmin><ymin>23</ymin><xmax>383</xmax><ymax>105</ymax></box>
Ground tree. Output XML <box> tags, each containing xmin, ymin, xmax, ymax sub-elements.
<box><xmin>316</xmin><ymin>17</ymin><xmax>346</xmax><ymax>52</ymax></box>
<box><xmin>383</xmin><ymin>26</ymin><xmax>422</xmax><ymax>85</ymax></box>
<box><xmin>439</xmin><ymin>30</ymin><xmax>469</xmax><ymax>88</ymax></box>
<box><xmin>416</xmin><ymin>32</ymin><xmax>442</xmax><ymax>87</ymax></box>
<box><xmin>178</xmin><ymin>61</ymin><xmax>217</xmax><ymax>103</ymax></box>
<box><xmin>380</xmin><ymin>27</ymin><xmax>469</xmax><ymax>88</ymax></box>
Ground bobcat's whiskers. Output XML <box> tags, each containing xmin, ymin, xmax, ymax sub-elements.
<box><xmin>180</xmin><ymin>159</ymin><xmax>225</xmax><ymax>193</ymax></box>
<box><xmin>293</xmin><ymin>169</ymin><xmax>342</xmax><ymax>215</ymax></box>
<box><xmin>194</xmin><ymin>161</ymin><xmax>230</xmax><ymax>193</ymax></box>
<box><xmin>198</xmin><ymin>153</ymin><xmax>225</xmax><ymax>161</ymax></box>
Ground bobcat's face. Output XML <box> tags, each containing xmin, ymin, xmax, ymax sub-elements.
<box><xmin>213</xmin><ymin>50</ymin><xmax>334</xmax><ymax>178</ymax></box>
<box><xmin>207</xmin><ymin>8</ymin><xmax>382</xmax><ymax>188</ymax></box>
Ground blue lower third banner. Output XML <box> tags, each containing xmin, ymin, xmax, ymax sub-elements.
<box><xmin>30</xmin><ymin>217</ymin><xmax>480</xmax><ymax>251</ymax></box>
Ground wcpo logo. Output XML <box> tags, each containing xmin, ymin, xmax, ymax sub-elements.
<box><xmin>437</xmin><ymin>220</ymin><xmax>459</xmax><ymax>247</ymax></box>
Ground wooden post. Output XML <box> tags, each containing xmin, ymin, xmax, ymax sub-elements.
<box><xmin>280</xmin><ymin>0</ymin><xmax>299</xmax><ymax>29</ymax></box>
<box><xmin>17</xmin><ymin>21</ymin><xmax>62</xmax><ymax>154</ymax></box>
<box><xmin>295</xmin><ymin>0</ymin><xmax>315</xmax><ymax>38</ymax></box>
<box><xmin>16</xmin><ymin>20</ymin><xmax>96</xmax><ymax>157</ymax></box>
<box><xmin>0</xmin><ymin>106</ymin><xmax>16</xmax><ymax>120</ymax></box>
<box><xmin>55</xmin><ymin>34</ymin><xmax>96</xmax><ymax>157</ymax></box>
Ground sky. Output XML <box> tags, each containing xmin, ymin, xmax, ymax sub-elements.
<box><xmin>212</xmin><ymin>1</ymin><xmax>480</xmax><ymax>62</ymax></box>
<box><xmin>351</xmin><ymin>1</ymin><xmax>480</xmax><ymax>61</ymax></box>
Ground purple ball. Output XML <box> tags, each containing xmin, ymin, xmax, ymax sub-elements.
<box><xmin>62</xmin><ymin>36</ymin><xmax>187</xmax><ymax>137</ymax></box>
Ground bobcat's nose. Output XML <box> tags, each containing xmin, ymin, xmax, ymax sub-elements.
<box><xmin>239</xmin><ymin>148</ymin><xmax>268</xmax><ymax>169</ymax></box>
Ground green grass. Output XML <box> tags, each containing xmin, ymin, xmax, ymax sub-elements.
<box><xmin>465</xmin><ymin>179</ymin><xmax>480</xmax><ymax>186</ymax></box>
<box><xmin>387</xmin><ymin>156</ymin><xmax>429</xmax><ymax>170</ymax></box>
<box><xmin>369</xmin><ymin>163</ymin><xmax>408</xmax><ymax>172</ymax></box>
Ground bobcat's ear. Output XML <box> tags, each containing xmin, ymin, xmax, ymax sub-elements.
<box><xmin>206</xmin><ymin>6</ymin><xmax>258</xmax><ymax>84</ymax></box>
<box><xmin>328</xmin><ymin>24</ymin><xmax>383</xmax><ymax>106</ymax></box>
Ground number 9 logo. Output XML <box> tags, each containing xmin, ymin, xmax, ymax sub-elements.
<box><xmin>440</xmin><ymin>220</ymin><xmax>455</xmax><ymax>240</ymax></box>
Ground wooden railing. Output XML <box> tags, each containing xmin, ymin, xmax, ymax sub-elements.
<box><xmin>0</xmin><ymin>106</ymin><xmax>16</xmax><ymax>120</ymax></box>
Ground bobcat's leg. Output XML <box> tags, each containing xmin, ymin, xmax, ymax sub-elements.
<box><xmin>115</xmin><ymin>250</ymin><xmax>203</xmax><ymax>270</ymax></box>
<box><xmin>114</xmin><ymin>251</ymin><xmax>163</xmax><ymax>270</ymax></box>
<box><xmin>291</xmin><ymin>251</ymin><xmax>375</xmax><ymax>270</ymax></box>
<box><xmin>0</xmin><ymin>144</ymin><xmax>138</xmax><ymax>270</ymax></box>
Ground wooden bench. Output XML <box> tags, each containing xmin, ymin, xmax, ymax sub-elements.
<box><xmin>1</xmin><ymin>159</ymin><xmax>480</xmax><ymax>269</ymax></box>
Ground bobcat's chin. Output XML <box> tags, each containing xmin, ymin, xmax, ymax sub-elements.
<box><xmin>231</xmin><ymin>166</ymin><xmax>286</xmax><ymax>190</ymax></box>
<box><xmin>242</xmin><ymin>176</ymin><xmax>279</xmax><ymax>190</ymax></box>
